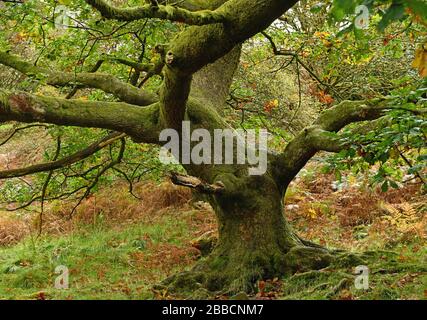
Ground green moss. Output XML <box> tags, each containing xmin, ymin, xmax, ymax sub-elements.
<box><xmin>279</xmin><ymin>245</ymin><xmax>426</xmax><ymax>300</ymax></box>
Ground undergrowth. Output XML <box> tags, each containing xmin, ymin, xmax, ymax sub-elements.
<box><xmin>0</xmin><ymin>164</ymin><xmax>425</xmax><ymax>300</ymax></box>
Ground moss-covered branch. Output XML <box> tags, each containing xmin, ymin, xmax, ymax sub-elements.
<box><xmin>157</xmin><ymin>0</ymin><xmax>218</xmax><ymax>11</ymax></box>
<box><xmin>273</xmin><ymin>99</ymin><xmax>407</xmax><ymax>191</ymax></box>
<box><xmin>313</xmin><ymin>99</ymin><xmax>390</xmax><ymax>131</ymax></box>
<box><xmin>159</xmin><ymin>0</ymin><xmax>298</xmax><ymax>127</ymax></box>
<box><xmin>85</xmin><ymin>0</ymin><xmax>227</xmax><ymax>25</ymax></box>
<box><xmin>0</xmin><ymin>89</ymin><xmax>162</xmax><ymax>143</ymax></box>
<box><xmin>160</xmin><ymin>67</ymin><xmax>192</xmax><ymax>129</ymax></box>
<box><xmin>0</xmin><ymin>51</ymin><xmax>158</xmax><ymax>106</ymax></box>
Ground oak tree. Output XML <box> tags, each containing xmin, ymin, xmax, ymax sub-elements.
<box><xmin>0</xmin><ymin>0</ymin><xmax>425</xmax><ymax>295</ymax></box>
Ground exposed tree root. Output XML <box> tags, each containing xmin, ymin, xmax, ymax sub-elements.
<box><xmin>155</xmin><ymin>242</ymin><xmax>335</xmax><ymax>298</ymax></box>
<box><xmin>154</xmin><ymin>242</ymin><xmax>409</xmax><ymax>299</ymax></box>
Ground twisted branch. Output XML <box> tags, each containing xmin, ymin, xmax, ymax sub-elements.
<box><xmin>85</xmin><ymin>0</ymin><xmax>227</xmax><ymax>25</ymax></box>
<box><xmin>0</xmin><ymin>51</ymin><xmax>158</xmax><ymax>106</ymax></box>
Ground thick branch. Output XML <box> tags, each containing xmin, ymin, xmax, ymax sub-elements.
<box><xmin>0</xmin><ymin>89</ymin><xmax>162</xmax><ymax>143</ymax></box>
<box><xmin>157</xmin><ymin>0</ymin><xmax>219</xmax><ymax>11</ymax></box>
<box><xmin>159</xmin><ymin>0</ymin><xmax>298</xmax><ymax>127</ymax></box>
<box><xmin>273</xmin><ymin>99</ymin><xmax>425</xmax><ymax>190</ymax></box>
<box><xmin>0</xmin><ymin>132</ymin><xmax>125</xmax><ymax>179</ymax></box>
<box><xmin>170</xmin><ymin>172</ymin><xmax>225</xmax><ymax>194</ymax></box>
<box><xmin>313</xmin><ymin>99</ymin><xmax>389</xmax><ymax>131</ymax></box>
<box><xmin>0</xmin><ymin>51</ymin><xmax>158</xmax><ymax>106</ymax></box>
<box><xmin>160</xmin><ymin>69</ymin><xmax>192</xmax><ymax>129</ymax></box>
<box><xmin>85</xmin><ymin>0</ymin><xmax>227</xmax><ymax>25</ymax></box>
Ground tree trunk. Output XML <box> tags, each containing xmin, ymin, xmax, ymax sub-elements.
<box><xmin>163</xmin><ymin>174</ymin><xmax>334</xmax><ymax>296</ymax></box>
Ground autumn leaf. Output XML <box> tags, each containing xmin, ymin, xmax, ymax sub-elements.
<box><xmin>383</xmin><ymin>34</ymin><xmax>394</xmax><ymax>46</ymax></box>
<box><xmin>241</xmin><ymin>62</ymin><xmax>250</xmax><ymax>69</ymax></box>
<box><xmin>338</xmin><ymin>289</ymin><xmax>354</xmax><ymax>300</ymax></box>
<box><xmin>317</xmin><ymin>90</ymin><xmax>334</xmax><ymax>105</ymax></box>
<box><xmin>36</xmin><ymin>291</ymin><xmax>46</xmax><ymax>300</ymax></box>
<box><xmin>307</xmin><ymin>208</ymin><xmax>318</xmax><ymax>219</ymax></box>
<box><xmin>412</xmin><ymin>44</ymin><xmax>427</xmax><ymax>77</ymax></box>
<box><xmin>257</xmin><ymin>280</ymin><xmax>266</xmax><ymax>295</ymax></box>
<box><xmin>314</xmin><ymin>31</ymin><xmax>330</xmax><ymax>39</ymax></box>
<box><xmin>263</xmin><ymin>99</ymin><xmax>279</xmax><ymax>113</ymax></box>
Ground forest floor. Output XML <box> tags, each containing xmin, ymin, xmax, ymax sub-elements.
<box><xmin>0</xmin><ymin>171</ymin><xmax>425</xmax><ymax>300</ymax></box>
<box><xmin>0</xmin><ymin>126</ymin><xmax>426</xmax><ymax>300</ymax></box>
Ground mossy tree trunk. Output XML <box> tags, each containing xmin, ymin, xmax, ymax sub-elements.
<box><xmin>164</xmin><ymin>162</ymin><xmax>334</xmax><ymax>294</ymax></box>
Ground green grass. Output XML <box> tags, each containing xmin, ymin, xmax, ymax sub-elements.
<box><xmin>0</xmin><ymin>213</ymin><xmax>194</xmax><ymax>300</ymax></box>
<box><xmin>0</xmin><ymin>209</ymin><xmax>425</xmax><ymax>300</ymax></box>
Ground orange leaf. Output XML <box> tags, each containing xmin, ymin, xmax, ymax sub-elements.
<box><xmin>258</xmin><ymin>280</ymin><xmax>266</xmax><ymax>294</ymax></box>
<box><xmin>263</xmin><ymin>99</ymin><xmax>279</xmax><ymax>113</ymax></box>
<box><xmin>412</xmin><ymin>44</ymin><xmax>427</xmax><ymax>78</ymax></box>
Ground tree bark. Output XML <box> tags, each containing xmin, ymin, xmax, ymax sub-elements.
<box><xmin>191</xmin><ymin>45</ymin><xmax>242</xmax><ymax>112</ymax></box>
<box><xmin>164</xmin><ymin>170</ymin><xmax>333</xmax><ymax>295</ymax></box>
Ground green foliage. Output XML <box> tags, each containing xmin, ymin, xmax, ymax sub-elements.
<box><xmin>326</xmin><ymin>80</ymin><xmax>427</xmax><ymax>191</ymax></box>
<box><xmin>0</xmin><ymin>0</ymin><xmax>188</xmax><ymax>212</ymax></box>
<box><xmin>330</xmin><ymin>0</ymin><xmax>427</xmax><ymax>32</ymax></box>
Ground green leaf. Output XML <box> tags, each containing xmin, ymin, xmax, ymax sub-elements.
<box><xmin>406</xmin><ymin>0</ymin><xmax>427</xmax><ymax>24</ymax></box>
<box><xmin>310</xmin><ymin>2</ymin><xmax>325</xmax><ymax>13</ymax></box>
<box><xmin>381</xmin><ymin>180</ymin><xmax>389</xmax><ymax>192</ymax></box>
<box><xmin>389</xmin><ymin>180</ymin><xmax>399</xmax><ymax>189</ymax></box>
<box><xmin>331</xmin><ymin>0</ymin><xmax>357</xmax><ymax>21</ymax></box>
<box><xmin>378</xmin><ymin>2</ymin><xmax>406</xmax><ymax>32</ymax></box>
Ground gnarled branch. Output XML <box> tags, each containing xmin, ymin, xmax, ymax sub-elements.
<box><xmin>0</xmin><ymin>89</ymin><xmax>162</xmax><ymax>143</ymax></box>
<box><xmin>273</xmin><ymin>99</ymin><xmax>427</xmax><ymax>190</ymax></box>
<box><xmin>85</xmin><ymin>0</ymin><xmax>227</xmax><ymax>25</ymax></box>
<box><xmin>170</xmin><ymin>172</ymin><xmax>225</xmax><ymax>194</ymax></box>
<box><xmin>0</xmin><ymin>51</ymin><xmax>158</xmax><ymax>106</ymax></box>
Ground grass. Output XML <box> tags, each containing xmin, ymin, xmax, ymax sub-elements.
<box><xmin>0</xmin><ymin>163</ymin><xmax>425</xmax><ymax>300</ymax></box>
<box><xmin>0</xmin><ymin>205</ymin><xmax>425</xmax><ymax>300</ymax></box>
<box><xmin>0</xmin><ymin>211</ymin><xmax>202</xmax><ymax>300</ymax></box>
<box><xmin>278</xmin><ymin>245</ymin><xmax>427</xmax><ymax>300</ymax></box>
